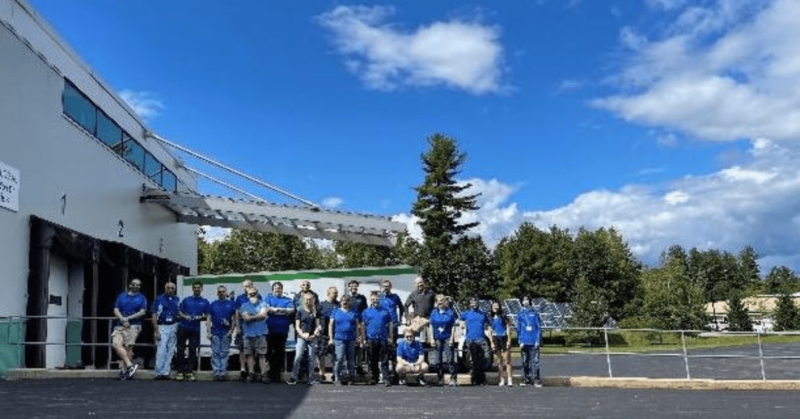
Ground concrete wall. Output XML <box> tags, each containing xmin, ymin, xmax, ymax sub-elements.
<box><xmin>0</xmin><ymin>0</ymin><xmax>198</xmax><ymax>318</ymax></box>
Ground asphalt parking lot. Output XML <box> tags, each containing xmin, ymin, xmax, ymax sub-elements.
<box><xmin>1</xmin><ymin>378</ymin><xmax>799</xmax><ymax>419</ymax></box>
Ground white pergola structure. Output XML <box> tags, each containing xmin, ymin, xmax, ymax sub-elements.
<box><xmin>141</xmin><ymin>188</ymin><xmax>406</xmax><ymax>246</ymax></box>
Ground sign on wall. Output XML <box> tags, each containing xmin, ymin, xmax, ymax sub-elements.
<box><xmin>0</xmin><ymin>160</ymin><xmax>20</xmax><ymax>212</ymax></box>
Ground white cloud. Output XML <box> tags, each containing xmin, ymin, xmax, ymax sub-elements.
<box><xmin>316</xmin><ymin>5</ymin><xmax>506</xmax><ymax>95</ymax></box>
<box><xmin>201</xmin><ymin>226</ymin><xmax>231</xmax><ymax>243</ymax></box>
<box><xmin>119</xmin><ymin>90</ymin><xmax>164</xmax><ymax>121</ymax></box>
<box><xmin>322</xmin><ymin>196</ymin><xmax>345</xmax><ymax>208</ymax></box>
<box><xmin>595</xmin><ymin>0</ymin><xmax>800</xmax><ymax>142</ymax></box>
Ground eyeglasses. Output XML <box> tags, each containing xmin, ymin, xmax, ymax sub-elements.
<box><xmin>247</xmin><ymin>294</ymin><xmax>257</xmax><ymax>297</ymax></box>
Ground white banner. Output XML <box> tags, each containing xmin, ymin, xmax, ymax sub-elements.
<box><xmin>0</xmin><ymin>160</ymin><xmax>20</xmax><ymax>212</ymax></box>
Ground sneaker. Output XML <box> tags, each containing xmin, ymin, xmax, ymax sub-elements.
<box><xmin>384</xmin><ymin>381</ymin><xmax>392</xmax><ymax>387</ymax></box>
<box><xmin>449</xmin><ymin>378</ymin><xmax>458</xmax><ymax>387</ymax></box>
<box><xmin>124</xmin><ymin>364</ymin><xmax>138</xmax><ymax>380</ymax></box>
<box><xmin>287</xmin><ymin>377</ymin><xmax>298</xmax><ymax>385</ymax></box>
<box><xmin>118</xmin><ymin>369</ymin><xmax>127</xmax><ymax>381</ymax></box>
<box><xmin>308</xmin><ymin>380</ymin><xmax>319</xmax><ymax>386</ymax></box>
<box><xmin>534</xmin><ymin>378</ymin><xmax>543</xmax><ymax>388</ymax></box>
<box><xmin>185</xmin><ymin>372</ymin><xmax>196</xmax><ymax>382</ymax></box>
<box><xmin>175</xmin><ymin>372</ymin><xmax>185</xmax><ymax>382</ymax></box>
<box><xmin>334</xmin><ymin>379</ymin><xmax>343</xmax><ymax>386</ymax></box>
<box><xmin>507</xmin><ymin>378</ymin><xmax>513</xmax><ymax>387</ymax></box>
<box><xmin>499</xmin><ymin>378</ymin><xmax>505</xmax><ymax>386</ymax></box>
<box><xmin>399</xmin><ymin>377</ymin><xmax>407</xmax><ymax>386</ymax></box>
<box><xmin>239</xmin><ymin>371</ymin><xmax>248</xmax><ymax>382</ymax></box>
<box><xmin>418</xmin><ymin>375</ymin><xmax>428</xmax><ymax>387</ymax></box>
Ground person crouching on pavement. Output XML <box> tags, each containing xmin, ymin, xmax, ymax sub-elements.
<box><xmin>208</xmin><ymin>285</ymin><xmax>238</xmax><ymax>381</ymax></box>
<box><xmin>395</xmin><ymin>329</ymin><xmax>429</xmax><ymax>386</ymax></box>
<box><xmin>517</xmin><ymin>295</ymin><xmax>543</xmax><ymax>387</ymax></box>
<box><xmin>329</xmin><ymin>294</ymin><xmax>360</xmax><ymax>385</ymax></box>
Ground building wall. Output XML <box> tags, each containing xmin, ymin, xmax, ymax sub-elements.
<box><xmin>0</xmin><ymin>0</ymin><xmax>198</xmax><ymax>319</ymax></box>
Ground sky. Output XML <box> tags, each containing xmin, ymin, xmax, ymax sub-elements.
<box><xmin>26</xmin><ymin>0</ymin><xmax>800</xmax><ymax>274</ymax></box>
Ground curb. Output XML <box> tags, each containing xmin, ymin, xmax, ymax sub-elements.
<box><xmin>5</xmin><ymin>369</ymin><xmax>800</xmax><ymax>390</ymax></box>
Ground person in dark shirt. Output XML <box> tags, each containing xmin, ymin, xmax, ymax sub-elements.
<box><xmin>266</xmin><ymin>282</ymin><xmax>295</xmax><ymax>383</ymax></box>
<box><xmin>288</xmin><ymin>293</ymin><xmax>320</xmax><ymax>385</ymax></box>
<box><xmin>316</xmin><ymin>286</ymin><xmax>340</xmax><ymax>383</ymax></box>
<box><xmin>176</xmin><ymin>281</ymin><xmax>210</xmax><ymax>382</ymax></box>
<box><xmin>347</xmin><ymin>280</ymin><xmax>368</xmax><ymax>375</ymax></box>
<box><xmin>404</xmin><ymin>276</ymin><xmax>436</xmax><ymax>344</ymax></box>
<box><xmin>379</xmin><ymin>279</ymin><xmax>404</xmax><ymax>382</ymax></box>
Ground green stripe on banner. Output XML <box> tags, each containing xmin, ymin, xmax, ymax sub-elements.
<box><xmin>184</xmin><ymin>266</ymin><xmax>417</xmax><ymax>286</ymax></box>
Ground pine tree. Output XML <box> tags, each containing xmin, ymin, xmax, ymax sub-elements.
<box><xmin>774</xmin><ymin>293</ymin><xmax>799</xmax><ymax>331</ymax></box>
<box><xmin>726</xmin><ymin>292</ymin><xmax>753</xmax><ymax>332</ymax></box>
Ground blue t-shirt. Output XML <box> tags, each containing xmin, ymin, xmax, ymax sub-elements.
<box><xmin>240</xmin><ymin>300</ymin><xmax>269</xmax><ymax>337</ymax></box>
<box><xmin>331</xmin><ymin>308</ymin><xmax>360</xmax><ymax>342</ymax></box>
<box><xmin>460</xmin><ymin>309</ymin><xmax>489</xmax><ymax>342</ymax></box>
<box><xmin>266</xmin><ymin>295</ymin><xmax>294</xmax><ymax>334</ymax></box>
<box><xmin>235</xmin><ymin>292</ymin><xmax>257</xmax><ymax>310</ymax></box>
<box><xmin>491</xmin><ymin>314</ymin><xmax>508</xmax><ymax>337</ymax></box>
<box><xmin>430</xmin><ymin>307</ymin><xmax>457</xmax><ymax>341</ymax></box>
<box><xmin>209</xmin><ymin>299</ymin><xmax>238</xmax><ymax>337</ymax></box>
<box><xmin>362</xmin><ymin>306</ymin><xmax>391</xmax><ymax>341</ymax></box>
<box><xmin>379</xmin><ymin>293</ymin><xmax>403</xmax><ymax>324</ymax></box>
<box><xmin>114</xmin><ymin>292</ymin><xmax>148</xmax><ymax>326</ymax></box>
<box><xmin>516</xmin><ymin>308</ymin><xmax>542</xmax><ymax>346</ymax></box>
<box><xmin>151</xmin><ymin>294</ymin><xmax>180</xmax><ymax>325</ymax></box>
<box><xmin>179</xmin><ymin>295</ymin><xmax>210</xmax><ymax>331</ymax></box>
<box><xmin>397</xmin><ymin>339</ymin><xmax>424</xmax><ymax>363</ymax></box>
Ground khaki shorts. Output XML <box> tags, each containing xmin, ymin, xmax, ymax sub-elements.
<box><xmin>242</xmin><ymin>335</ymin><xmax>268</xmax><ymax>355</ymax></box>
<box><xmin>112</xmin><ymin>325</ymin><xmax>141</xmax><ymax>347</ymax></box>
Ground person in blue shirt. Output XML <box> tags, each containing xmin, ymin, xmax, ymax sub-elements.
<box><xmin>460</xmin><ymin>296</ymin><xmax>495</xmax><ymax>386</ymax></box>
<box><xmin>239</xmin><ymin>287</ymin><xmax>269</xmax><ymax>383</ymax></box>
<box><xmin>361</xmin><ymin>291</ymin><xmax>394</xmax><ymax>386</ymax></box>
<box><xmin>175</xmin><ymin>281</ymin><xmax>210</xmax><ymax>382</ymax></box>
<box><xmin>208</xmin><ymin>285</ymin><xmax>238</xmax><ymax>381</ymax></box>
<box><xmin>516</xmin><ymin>295</ymin><xmax>543</xmax><ymax>387</ymax></box>
<box><xmin>234</xmin><ymin>278</ymin><xmax>259</xmax><ymax>382</ymax></box>
<box><xmin>316</xmin><ymin>286</ymin><xmax>339</xmax><ymax>383</ymax></box>
<box><xmin>395</xmin><ymin>329</ymin><xmax>429</xmax><ymax>386</ymax></box>
<box><xmin>150</xmin><ymin>281</ymin><xmax>180</xmax><ymax>380</ymax></box>
<box><xmin>379</xmin><ymin>279</ymin><xmax>404</xmax><ymax>381</ymax></box>
<box><xmin>429</xmin><ymin>294</ymin><xmax>458</xmax><ymax>387</ymax></box>
<box><xmin>328</xmin><ymin>294</ymin><xmax>360</xmax><ymax>385</ymax></box>
<box><xmin>490</xmin><ymin>300</ymin><xmax>513</xmax><ymax>386</ymax></box>
<box><xmin>112</xmin><ymin>278</ymin><xmax>148</xmax><ymax>380</ymax></box>
<box><xmin>266</xmin><ymin>282</ymin><xmax>295</xmax><ymax>383</ymax></box>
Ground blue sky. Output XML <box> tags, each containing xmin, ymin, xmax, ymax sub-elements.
<box><xmin>28</xmin><ymin>0</ymin><xmax>800</xmax><ymax>273</ymax></box>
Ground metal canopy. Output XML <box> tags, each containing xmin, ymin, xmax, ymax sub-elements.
<box><xmin>141</xmin><ymin>188</ymin><xmax>406</xmax><ymax>246</ymax></box>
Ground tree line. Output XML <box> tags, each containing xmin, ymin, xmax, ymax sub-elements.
<box><xmin>198</xmin><ymin>133</ymin><xmax>800</xmax><ymax>331</ymax></box>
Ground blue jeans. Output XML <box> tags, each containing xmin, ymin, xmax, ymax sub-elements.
<box><xmin>334</xmin><ymin>340</ymin><xmax>356</xmax><ymax>382</ymax></box>
<box><xmin>210</xmin><ymin>334</ymin><xmax>232</xmax><ymax>376</ymax></box>
<box><xmin>291</xmin><ymin>338</ymin><xmax>317</xmax><ymax>381</ymax></box>
<box><xmin>154</xmin><ymin>323</ymin><xmax>178</xmax><ymax>377</ymax></box>
<box><xmin>521</xmin><ymin>344</ymin><xmax>541</xmax><ymax>382</ymax></box>
<box><xmin>432</xmin><ymin>339</ymin><xmax>457</xmax><ymax>380</ymax></box>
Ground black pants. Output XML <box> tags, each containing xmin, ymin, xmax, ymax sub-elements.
<box><xmin>432</xmin><ymin>339</ymin><xmax>457</xmax><ymax>381</ymax></box>
<box><xmin>267</xmin><ymin>333</ymin><xmax>288</xmax><ymax>381</ymax></box>
<box><xmin>367</xmin><ymin>339</ymin><xmax>391</xmax><ymax>382</ymax></box>
<box><xmin>175</xmin><ymin>327</ymin><xmax>200</xmax><ymax>373</ymax></box>
<box><xmin>467</xmin><ymin>339</ymin><xmax>489</xmax><ymax>385</ymax></box>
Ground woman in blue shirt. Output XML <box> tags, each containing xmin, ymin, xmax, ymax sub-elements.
<box><xmin>490</xmin><ymin>300</ymin><xmax>513</xmax><ymax>386</ymax></box>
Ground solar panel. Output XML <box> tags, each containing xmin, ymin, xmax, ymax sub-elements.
<box><xmin>504</xmin><ymin>298</ymin><xmax>521</xmax><ymax>315</ymax></box>
<box><xmin>478</xmin><ymin>300</ymin><xmax>492</xmax><ymax>314</ymax></box>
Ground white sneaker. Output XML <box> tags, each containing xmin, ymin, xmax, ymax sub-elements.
<box><xmin>498</xmin><ymin>378</ymin><xmax>505</xmax><ymax>386</ymax></box>
<box><xmin>506</xmin><ymin>378</ymin><xmax>513</xmax><ymax>387</ymax></box>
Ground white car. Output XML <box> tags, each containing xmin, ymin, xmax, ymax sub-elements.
<box><xmin>753</xmin><ymin>319</ymin><xmax>774</xmax><ymax>333</ymax></box>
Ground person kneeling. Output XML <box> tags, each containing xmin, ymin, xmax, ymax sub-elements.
<box><xmin>395</xmin><ymin>329</ymin><xmax>428</xmax><ymax>386</ymax></box>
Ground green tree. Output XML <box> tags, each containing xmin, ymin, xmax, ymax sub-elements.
<box><xmin>641</xmin><ymin>252</ymin><xmax>707</xmax><ymax>330</ymax></box>
<box><xmin>411</xmin><ymin>133</ymin><xmax>483</xmax><ymax>300</ymax></box>
<box><xmin>765</xmin><ymin>266</ymin><xmax>800</xmax><ymax>295</ymax></box>
<box><xmin>199</xmin><ymin>230</ymin><xmax>324</xmax><ymax>274</ymax></box>
<box><xmin>725</xmin><ymin>292</ymin><xmax>753</xmax><ymax>332</ymax></box>
<box><xmin>773</xmin><ymin>293</ymin><xmax>799</xmax><ymax>331</ymax></box>
<box><xmin>567</xmin><ymin>276</ymin><xmax>610</xmax><ymax>345</ymax></box>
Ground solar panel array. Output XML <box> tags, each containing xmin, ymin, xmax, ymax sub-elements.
<box><xmin>503</xmin><ymin>298</ymin><xmax>573</xmax><ymax>329</ymax></box>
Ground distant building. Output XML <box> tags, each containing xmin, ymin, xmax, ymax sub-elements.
<box><xmin>706</xmin><ymin>294</ymin><xmax>800</xmax><ymax>324</ymax></box>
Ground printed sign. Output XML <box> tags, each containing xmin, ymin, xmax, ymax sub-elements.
<box><xmin>0</xmin><ymin>161</ymin><xmax>20</xmax><ymax>212</ymax></box>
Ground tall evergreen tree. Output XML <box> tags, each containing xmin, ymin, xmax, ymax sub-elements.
<box><xmin>774</xmin><ymin>293</ymin><xmax>799</xmax><ymax>331</ymax></box>
<box><xmin>726</xmin><ymin>292</ymin><xmax>753</xmax><ymax>332</ymax></box>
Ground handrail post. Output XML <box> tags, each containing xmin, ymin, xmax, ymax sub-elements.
<box><xmin>604</xmin><ymin>327</ymin><xmax>612</xmax><ymax>378</ymax></box>
<box><xmin>681</xmin><ymin>330</ymin><xmax>690</xmax><ymax>380</ymax></box>
<box><xmin>757</xmin><ymin>332</ymin><xmax>766</xmax><ymax>381</ymax></box>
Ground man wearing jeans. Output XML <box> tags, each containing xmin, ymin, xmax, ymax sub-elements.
<box><xmin>429</xmin><ymin>294</ymin><xmax>458</xmax><ymax>386</ymax></box>
<box><xmin>288</xmin><ymin>293</ymin><xmax>319</xmax><ymax>385</ymax></box>
<box><xmin>151</xmin><ymin>281</ymin><xmax>180</xmax><ymax>380</ymax></box>
<box><xmin>517</xmin><ymin>295</ymin><xmax>543</xmax><ymax>387</ymax></box>
<box><xmin>208</xmin><ymin>285</ymin><xmax>238</xmax><ymax>381</ymax></box>
<box><xmin>175</xmin><ymin>281</ymin><xmax>209</xmax><ymax>382</ymax></box>
<box><xmin>329</xmin><ymin>294</ymin><xmax>360</xmax><ymax>385</ymax></box>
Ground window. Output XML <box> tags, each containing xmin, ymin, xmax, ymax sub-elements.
<box><xmin>122</xmin><ymin>138</ymin><xmax>145</xmax><ymax>171</ymax></box>
<box><xmin>62</xmin><ymin>81</ymin><xmax>96</xmax><ymax>134</ymax></box>
<box><xmin>162</xmin><ymin>169</ymin><xmax>177</xmax><ymax>192</ymax></box>
<box><xmin>96</xmin><ymin>111</ymin><xmax>122</xmax><ymax>148</ymax></box>
<box><xmin>144</xmin><ymin>151</ymin><xmax>162</xmax><ymax>184</ymax></box>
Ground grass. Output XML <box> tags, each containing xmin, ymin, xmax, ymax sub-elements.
<box><xmin>535</xmin><ymin>330</ymin><xmax>800</xmax><ymax>355</ymax></box>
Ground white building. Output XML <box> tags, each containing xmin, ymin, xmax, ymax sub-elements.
<box><xmin>0</xmin><ymin>0</ymin><xmax>404</xmax><ymax>374</ymax></box>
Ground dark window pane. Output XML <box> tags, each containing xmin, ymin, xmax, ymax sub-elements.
<box><xmin>144</xmin><ymin>150</ymin><xmax>161</xmax><ymax>179</ymax></box>
<box><xmin>62</xmin><ymin>81</ymin><xmax>96</xmax><ymax>134</ymax></box>
<box><xmin>122</xmin><ymin>139</ymin><xmax>145</xmax><ymax>170</ymax></box>
<box><xmin>112</xmin><ymin>133</ymin><xmax>132</xmax><ymax>155</ymax></box>
<box><xmin>96</xmin><ymin>111</ymin><xmax>122</xmax><ymax>148</ymax></box>
<box><xmin>162</xmin><ymin>169</ymin><xmax>177</xmax><ymax>192</ymax></box>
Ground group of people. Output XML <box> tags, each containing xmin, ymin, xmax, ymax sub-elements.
<box><xmin>110</xmin><ymin>275</ymin><xmax>544</xmax><ymax>387</ymax></box>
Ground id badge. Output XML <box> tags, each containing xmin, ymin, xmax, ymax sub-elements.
<box><xmin>526</xmin><ymin>326</ymin><xmax>533</xmax><ymax>331</ymax></box>
<box><xmin>166</xmin><ymin>316</ymin><xmax>173</xmax><ymax>323</ymax></box>
<box><xmin>438</xmin><ymin>327</ymin><xmax>444</xmax><ymax>333</ymax></box>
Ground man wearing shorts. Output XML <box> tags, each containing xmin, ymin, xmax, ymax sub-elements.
<box><xmin>239</xmin><ymin>287</ymin><xmax>269</xmax><ymax>383</ymax></box>
<box><xmin>112</xmin><ymin>278</ymin><xmax>148</xmax><ymax>380</ymax></box>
